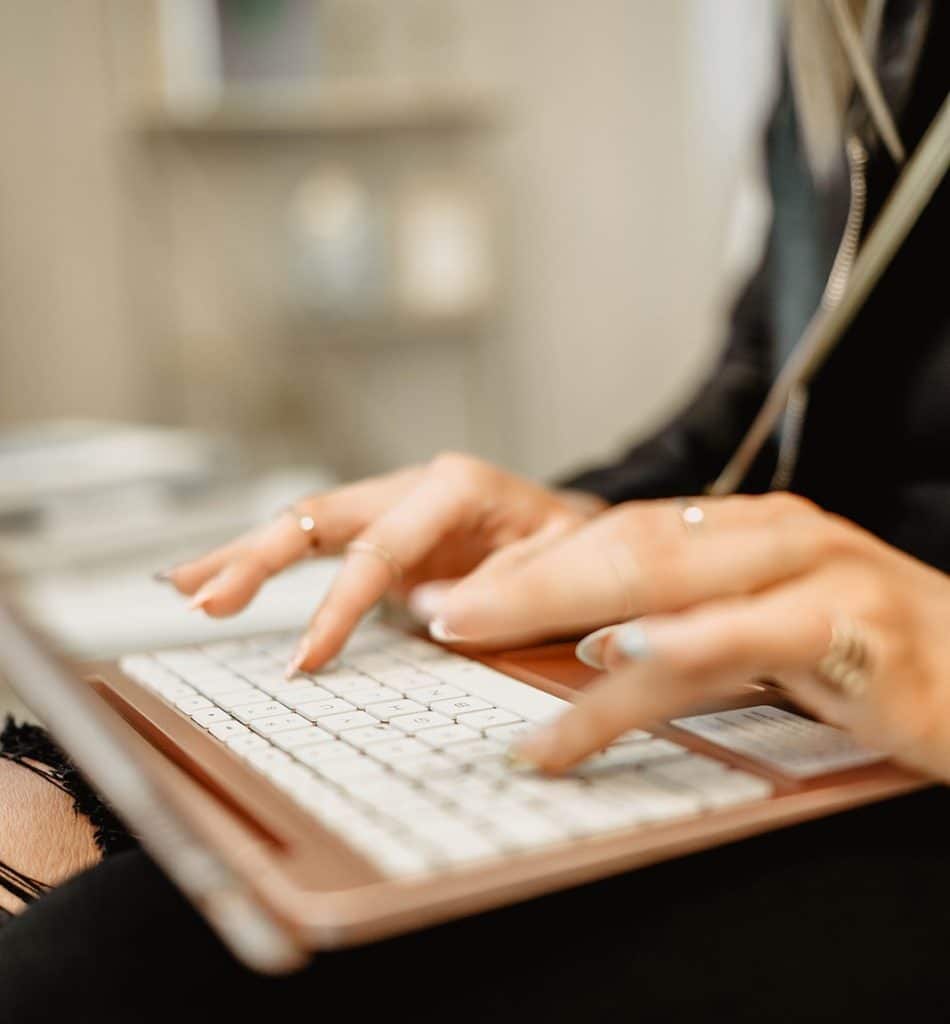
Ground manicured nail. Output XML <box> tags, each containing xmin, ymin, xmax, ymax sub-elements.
<box><xmin>153</xmin><ymin>569</ymin><xmax>175</xmax><ymax>585</ymax></box>
<box><xmin>575</xmin><ymin>624</ymin><xmax>621</xmax><ymax>670</ymax></box>
<box><xmin>285</xmin><ymin>638</ymin><xmax>310</xmax><ymax>679</ymax></box>
<box><xmin>504</xmin><ymin>749</ymin><xmax>540</xmax><ymax>773</ymax></box>
<box><xmin>189</xmin><ymin>584</ymin><xmax>217</xmax><ymax>611</ymax></box>
<box><xmin>407</xmin><ymin>582</ymin><xmax>449</xmax><ymax>624</ymax></box>
<box><xmin>428</xmin><ymin>618</ymin><xmax>463</xmax><ymax>644</ymax></box>
<box><xmin>615</xmin><ymin>622</ymin><xmax>652</xmax><ymax>660</ymax></box>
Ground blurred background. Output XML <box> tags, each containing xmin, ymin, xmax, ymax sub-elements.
<box><xmin>0</xmin><ymin>0</ymin><xmax>778</xmax><ymax>670</ymax></box>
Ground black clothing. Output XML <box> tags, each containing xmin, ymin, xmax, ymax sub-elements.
<box><xmin>3</xmin><ymin>788</ymin><xmax>950</xmax><ymax>1023</ymax></box>
<box><xmin>567</xmin><ymin>3</ymin><xmax>950</xmax><ymax>573</ymax></box>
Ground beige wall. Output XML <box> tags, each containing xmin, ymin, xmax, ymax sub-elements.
<box><xmin>0</xmin><ymin>2</ymin><xmax>775</xmax><ymax>482</ymax></box>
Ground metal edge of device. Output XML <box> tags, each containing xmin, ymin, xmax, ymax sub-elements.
<box><xmin>0</xmin><ymin>595</ymin><xmax>307</xmax><ymax>974</ymax></box>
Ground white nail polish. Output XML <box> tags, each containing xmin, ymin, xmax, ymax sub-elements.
<box><xmin>428</xmin><ymin>618</ymin><xmax>462</xmax><ymax>644</ymax></box>
<box><xmin>615</xmin><ymin>622</ymin><xmax>651</xmax><ymax>660</ymax></box>
<box><xmin>407</xmin><ymin>582</ymin><xmax>449</xmax><ymax>624</ymax></box>
<box><xmin>574</xmin><ymin>624</ymin><xmax>620</xmax><ymax>670</ymax></box>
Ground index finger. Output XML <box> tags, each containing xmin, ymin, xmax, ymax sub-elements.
<box><xmin>291</xmin><ymin>469</ymin><xmax>477</xmax><ymax>672</ymax></box>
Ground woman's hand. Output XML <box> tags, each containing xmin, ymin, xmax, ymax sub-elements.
<box><xmin>162</xmin><ymin>453</ymin><xmax>603</xmax><ymax>674</ymax></box>
<box><xmin>433</xmin><ymin>493</ymin><xmax>950</xmax><ymax>782</ymax></box>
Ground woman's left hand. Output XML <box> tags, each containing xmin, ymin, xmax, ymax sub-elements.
<box><xmin>431</xmin><ymin>493</ymin><xmax>950</xmax><ymax>781</ymax></box>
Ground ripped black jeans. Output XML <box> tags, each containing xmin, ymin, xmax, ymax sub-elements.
<box><xmin>0</xmin><ymin>717</ymin><xmax>136</xmax><ymax>920</ymax></box>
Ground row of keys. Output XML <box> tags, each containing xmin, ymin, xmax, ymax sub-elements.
<box><xmin>120</xmin><ymin>627</ymin><xmax>774</xmax><ymax>878</ymax></box>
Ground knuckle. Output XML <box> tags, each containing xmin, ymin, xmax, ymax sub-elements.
<box><xmin>762</xmin><ymin>491</ymin><xmax>820</xmax><ymax>522</ymax></box>
<box><xmin>431</xmin><ymin>450</ymin><xmax>481</xmax><ymax>477</ymax></box>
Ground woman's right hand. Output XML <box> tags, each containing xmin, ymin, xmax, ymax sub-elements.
<box><xmin>162</xmin><ymin>453</ymin><xmax>603</xmax><ymax>675</ymax></box>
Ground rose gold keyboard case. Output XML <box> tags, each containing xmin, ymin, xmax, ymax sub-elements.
<box><xmin>89</xmin><ymin>642</ymin><xmax>925</xmax><ymax>951</ymax></box>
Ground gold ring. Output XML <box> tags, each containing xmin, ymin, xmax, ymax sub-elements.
<box><xmin>815</xmin><ymin>618</ymin><xmax>871</xmax><ymax>699</ymax></box>
<box><xmin>676</xmin><ymin>498</ymin><xmax>705</xmax><ymax>533</ymax></box>
<box><xmin>284</xmin><ymin>505</ymin><xmax>320</xmax><ymax>550</ymax></box>
<box><xmin>346</xmin><ymin>539</ymin><xmax>403</xmax><ymax>581</ymax></box>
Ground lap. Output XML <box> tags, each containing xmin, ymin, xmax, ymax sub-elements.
<box><xmin>3</xmin><ymin>786</ymin><xmax>950</xmax><ymax>1023</ymax></box>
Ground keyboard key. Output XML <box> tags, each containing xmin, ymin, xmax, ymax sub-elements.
<box><xmin>456</xmin><ymin>708</ymin><xmax>522</xmax><ymax>731</ymax></box>
<box><xmin>378</xmin><ymin>668</ymin><xmax>442</xmax><ymax>690</ymax></box>
<box><xmin>341</xmin><ymin>725</ymin><xmax>405</xmax><ymax>749</ymax></box>
<box><xmin>225</xmin><ymin>732</ymin><xmax>270</xmax><ymax>754</ymax></box>
<box><xmin>244</xmin><ymin>746</ymin><xmax>293</xmax><ymax>773</ymax></box>
<box><xmin>429</xmin><ymin>696</ymin><xmax>493</xmax><ymax>716</ymax></box>
<box><xmin>390</xmin><ymin>711</ymin><xmax>454</xmax><ymax>735</ymax></box>
<box><xmin>190</xmin><ymin>707</ymin><xmax>231</xmax><ymax>726</ymax></box>
<box><xmin>409</xmin><ymin>684</ymin><xmax>466</xmax><ymax>705</ymax></box>
<box><xmin>187</xmin><ymin>672</ymin><xmax>247</xmax><ymax>693</ymax></box>
<box><xmin>294</xmin><ymin>741</ymin><xmax>363</xmax><ymax>768</ymax></box>
<box><xmin>295</xmin><ymin>698</ymin><xmax>357</xmax><ymax>721</ymax></box>
<box><xmin>364</xmin><ymin>699</ymin><xmax>426</xmax><ymax>722</ymax></box>
<box><xmin>442</xmin><ymin>737</ymin><xmax>505</xmax><ymax>763</ymax></box>
<box><xmin>470</xmin><ymin>801</ymin><xmax>571</xmax><ymax>851</ymax></box>
<box><xmin>484</xmin><ymin>721</ymin><xmax>535</xmax><ymax>744</ymax></box>
<box><xmin>175</xmin><ymin>695</ymin><xmax>213</xmax><ymax>713</ymax></box>
<box><xmin>311</xmin><ymin>671</ymin><xmax>376</xmax><ymax>695</ymax></box>
<box><xmin>644</xmin><ymin>764</ymin><xmax>773</xmax><ymax>810</ymax></box>
<box><xmin>391</xmin><ymin>753</ymin><xmax>461</xmax><ymax>781</ymax></box>
<box><xmin>423</xmin><ymin>773</ymin><xmax>499</xmax><ymax>803</ymax></box>
<box><xmin>315</xmin><ymin>756</ymin><xmax>388</xmax><ymax>785</ymax></box>
<box><xmin>232</xmin><ymin>701</ymin><xmax>290</xmax><ymax>724</ymax></box>
<box><xmin>207</xmin><ymin>720</ymin><xmax>250</xmax><ymax>742</ymax></box>
<box><xmin>313</xmin><ymin>710</ymin><xmax>377</xmax><ymax>734</ymax></box>
<box><xmin>266</xmin><ymin>685</ymin><xmax>335</xmax><ymax>708</ymax></box>
<box><xmin>573</xmin><ymin>739</ymin><xmax>688</xmax><ymax>776</ymax></box>
<box><xmin>344</xmin><ymin>687</ymin><xmax>404</xmax><ymax>709</ymax></box>
<box><xmin>251</xmin><ymin>713</ymin><xmax>312</xmax><ymax>737</ymax></box>
<box><xmin>269</xmin><ymin>726</ymin><xmax>333</xmax><ymax>752</ymax></box>
<box><xmin>212</xmin><ymin>689</ymin><xmax>271</xmax><ymax>710</ymax></box>
<box><xmin>364</xmin><ymin>738</ymin><xmax>430</xmax><ymax>764</ymax></box>
<box><xmin>415</xmin><ymin>724</ymin><xmax>481</xmax><ymax>749</ymax></box>
<box><xmin>344</xmin><ymin>653</ymin><xmax>398</xmax><ymax>676</ymax></box>
<box><xmin>407</xmin><ymin>814</ymin><xmax>501</xmax><ymax>865</ymax></box>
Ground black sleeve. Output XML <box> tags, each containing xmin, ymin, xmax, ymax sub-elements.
<box><xmin>561</xmin><ymin>260</ymin><xmax>774</xmax><ymax>503</ymax></box>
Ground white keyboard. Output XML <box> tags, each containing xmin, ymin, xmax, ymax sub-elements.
<box><xmin>120</xmin><ymin>625</ymin><xmax>773</xmax><ymax>878</ymax></box>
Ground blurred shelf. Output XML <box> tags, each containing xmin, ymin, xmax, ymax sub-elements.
<box><xmin>136</xmin><ymin>80</ymin><xmax>502</xmax><ymax>137</ymax></box>
<box><xmin>283</xmin><ymin>310</ymin><xmax>490</xmax><ymax>348</ymax></box>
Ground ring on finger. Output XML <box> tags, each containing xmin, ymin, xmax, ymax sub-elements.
<box><xmin>283</xmin><ymin>505</ymin><xmax>320</xmax><ymax>551</ymax></box>
<box><xmin>815</xmin><ymin>617</ymin><xmax>872</xmax><ymax>699</ymax></box>
<box><xmin>346</xmin><ymin>539</ymin><xmax>404</xmax><ymax>582</ymax></box>
<box><xmin>675</xmin><ymin>497</ymin><xmax>705</xmax><ymax>534</ymax></box>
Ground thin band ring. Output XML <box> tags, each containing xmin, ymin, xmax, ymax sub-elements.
<box><xmin>283</xmin><ymin>505</ymin><xmax>320</xmax><ymax>551</ymax></box>
<box><xmin>676</xmin><ymin>497</ymin><xmax>705</xmax><ymax>533</ymax></box>
<box><xmin>815</xmin><ymin>618</ymin><xmax>871</xmax><ymax>699</ymax></box>
<box><xmin>346</xmin><ymin>539</ymin><xmax>404</xmax><ymax>582</ymax></box>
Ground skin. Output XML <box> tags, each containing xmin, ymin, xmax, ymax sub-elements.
<box><xmin>0</xmin><ymin>759</ymin><xmax>100</xmax><ymax>915</ymax></box>
<box><xmin>166</xmin><ymin>456</ymin><xmax>950</xmax><ymax>784</ymax></box>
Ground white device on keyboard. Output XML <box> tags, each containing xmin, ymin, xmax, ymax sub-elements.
<box><xmin>3</xmin><ymin>603</ymin><xmax>927</xmax><ymax>969</ymax></box>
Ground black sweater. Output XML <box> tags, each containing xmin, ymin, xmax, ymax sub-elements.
<box><xmin>566</xmin><ymin>2</ymin><xmax>950</xmax><ymax>572</ymax></box>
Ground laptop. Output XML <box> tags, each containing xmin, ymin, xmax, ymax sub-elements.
<box><xmin>0</xmin><ymin>594</ymin><xmax>926</xmax><ymax>973</ymax></box>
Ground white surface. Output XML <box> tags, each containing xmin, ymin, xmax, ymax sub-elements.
<box><xmin>17</xmin><ymin>558</ymin><xmax>341</xmax><ymax>660</ymax></box>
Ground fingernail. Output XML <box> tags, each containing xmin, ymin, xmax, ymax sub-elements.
<box><xmin>504</xmin><ymin>749</ymin><xmax>540</xmax><ymax>773</ymax></box>
<box><xmin>285</xmin><ymin>638</ymin><xmax>309</xmax><ymax>679</ymax></box>
<box><xmin>615</xmin><ymin>622</ymin><xmax>652</xmax><ymax>660</ymax></box>
<box><xmin>189</xmin><ymin>584</ymin><xmax>216</xmax><ymax>611</ymax></box>
<box><xmin>575</xmin><ymin>624</ymin><xmax>621</xmax><ymax>670</ymax></box>
<box><xmin>429</xmin><ymin>618</ymin><xmax>463</xmax><ymax>644</ymax></box>
<box><xmin>153</xmin><ymin>569</ymin><xmax>176</xmax><ymax>585</ymax></box>
<box><xmin>510</xmin><ymin>727</ymin><xmax>557</xmax><ymax>769</ymax></box>
<box><xmin>407</xmin><ymin>582</ymin><xmax>449</xmax><ymax>624</ymax></box>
